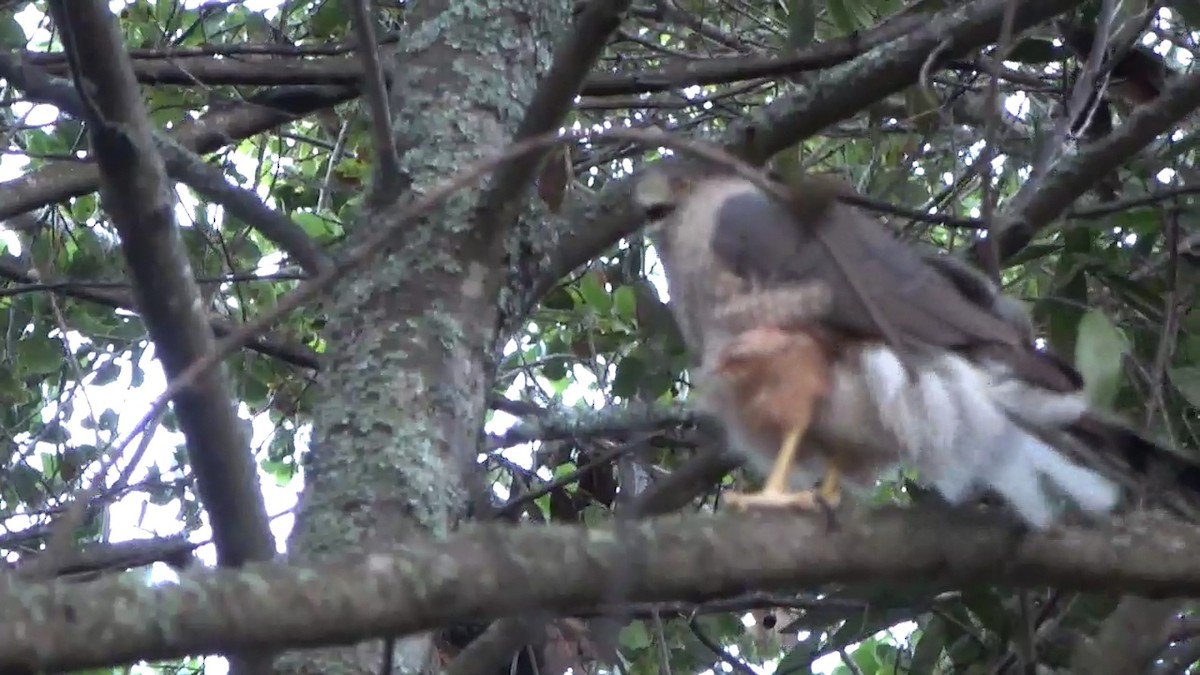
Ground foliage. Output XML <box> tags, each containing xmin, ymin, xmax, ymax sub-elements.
<box><xmin>0</xmin><ymin>0</ymin><xmax>1196</xmax><ymax>673</ymax></box>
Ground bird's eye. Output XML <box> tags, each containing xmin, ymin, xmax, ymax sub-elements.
<box><xmin>643</xmin><ymin>204</ymin><xmax>675</xmax><ymax>221</ymax></box>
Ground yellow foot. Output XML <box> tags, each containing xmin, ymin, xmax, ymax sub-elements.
<box><xmin>725</xmin><ymin>488</ymin><xmax>836</xmax><ymax>511</ymax></box>
<box><xmin>817</xmin><ymin>474</ymin><xmax>843</xmax><ymax>510</ymax></box>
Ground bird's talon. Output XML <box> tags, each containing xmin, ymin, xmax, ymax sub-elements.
<box><xmin>725</xmin><ymin>489</ymin><xmax>823</xmax><ymax>512</ymax></box>
<box><xmin>814</xmin><ymin>492</ymin><xmax>840</xmax><ymax>532</ymax></box>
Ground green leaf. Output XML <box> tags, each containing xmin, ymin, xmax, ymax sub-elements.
<box><xmin>541</xmin><ymin>355</ymin><xmax>568</xmax><ymax>382</ymax></box>
<box><xmin>8</xmin><ymin>463</ymin><xmax>45</xmax><ymax>506</ymax></box>
<box><xmin>1041</xmin><ymin>229</ymin><xmax>1090</xmax><ymax>356</ymax></box>
<box><xmin>41</xmin><ymin>421</ymin><xmax>68</xmax><ymax>444</ymax></box>
<box><xmin>294</xmin><ymin>212</ymin><xmax>334</xmax><ymax>239</ymax></box>
<box><xmin>619</xmin><ymin>621</ymin><xmax>651</xmax><ymax>650</ymax></box>
<box><xmin>840</xmin><ymin>636</ymin><xmax>882</xmax><ymax>675</ymax></box>
<box><xmin>542</xmin><ymin>286</ymin><xmax>576</xmax><ymax>311</ymax></box>
<box><xmin>310</xmin><ymin>0</ymin><xmax>348</xmax><ymax>38</ymax></box>
<box><xmin>18</xmin><ymin>336</ymin><xmax>63</xmax><ymax>376</ymax></box>
<box><xmin>1170</xmin><ymin>366</ymin><xmax>1200</xmax><ymax>410</ymax></box>
<box><xmin>91</xmin><ymin>360</ymin><xmax>122</xmax><ymax>386</ymax></box>
<box><xmin>613</xmin><ymin>285</ymin><xmax>637</xmax><ymax>322</ymax></box>
<box><xmin>998</xmin><ymin>242</ymin><xmax>1058</xmax><ymax>266</ymax></box>
<box><xmin>98</xmin><ymin>409</ymin><xmax>119</xmax><ymax>432</ymax></box>
<box><xmin>776</xmin><ymin>633</ymin><xmax>821</xmax><ymax>673</ymax></box>
<box><xmin>1074</xmin><ymin>309</ymin><xmax>1128</xmax><ymax>410</ymax></box>
<box><xmin>261</xmin><ymin>459</ymin><xmax>296</xmax><ymax>485</ymax></box>
<box><xmin>533</xmin><ymin>492</ymin><xmax>551</xmax><ymax>521</ymax></box>
<box><xmin>909</xmin><ymin>617</ymin><xmax>947</xmax><ymax>673</ymax></box>
<box><xmin>826</xmin><ymin>0</ymin><xmax>859</xmax><ymax>33</ymax></box>
<box><xmin>579</xmin><ymin>271</ymin><xmax>611</xmax><ymax>313</ymax></box>
<box><xmin>0</xmin><ymin>14</ymin><xmax>26</xmax><ymax>49</ymax></box>
<box><xmin>612</xmin><ymin>354</ymin><xmax>645</xmax><ymax>399</ymax></box>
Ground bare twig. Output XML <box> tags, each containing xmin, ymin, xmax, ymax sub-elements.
<box><xmin>689</xmin><ymin>617</ymin><xmax>756</xmax><ymax>675</ymax></box>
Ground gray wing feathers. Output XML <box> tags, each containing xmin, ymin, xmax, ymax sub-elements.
<box><xmin>708</xmin><ymin>186</ymin><xmax>1026</xmax><ymax>352</ymax></box>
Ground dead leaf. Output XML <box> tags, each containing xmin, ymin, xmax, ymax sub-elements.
<box><xmin>537</xmin><ymin>144</ymin><xmax>573</xmax><ymax>213</ymax></box>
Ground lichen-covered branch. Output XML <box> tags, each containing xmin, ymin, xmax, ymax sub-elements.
<box><xmin>2</xmin><ymin>506</ymin><xmax>1199</xmax><ymax>673</ymax></box>
<box><xmin>488</xmin><ymin>400</ymin><xmax>695</xmax><ymax>448</ymax></box>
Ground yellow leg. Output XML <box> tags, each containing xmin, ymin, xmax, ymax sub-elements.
<box><xmin>764</xmin><ymin>426</ymin><xmax>803</xmax><ymax>493</ymax></box>
<box><xmin>720</xmin><ymin>425</ymin><xmax>835</xmax><ymax>509</ymax></box>
<box><xmin>818</xmin><ymin>464</ymin><xmax>841</xmax><ymax>506</ymax></box>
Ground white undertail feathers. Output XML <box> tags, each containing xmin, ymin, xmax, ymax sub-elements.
<box><xmin>703</xmin><ymin>343</ymin><xmax>1121</xmax><ymax>528</ymax></box>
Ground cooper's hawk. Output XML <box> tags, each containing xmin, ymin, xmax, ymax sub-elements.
<box><xmin>632</xmin><ymin>163</ymin><xmax>1179</xmax><ymax>527</ymax></box>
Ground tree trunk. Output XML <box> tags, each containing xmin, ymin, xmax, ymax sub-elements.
<box><xmin>273</xmin><ymin>2</ymin><xmax>571</xmax><ymax>673</ymax></box>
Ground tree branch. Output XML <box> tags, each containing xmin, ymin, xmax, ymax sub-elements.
<box><xmin>527</xmin><ymin>0</ymin><xmax>1086</xmax><ymax>317</ymax></box>
<box><xmin>0</xmin><ymin>251</ymin><xmax>321</xmax><ymax>369</ymax></box>
<box><xmin>488</xmin><ymin>400</ymin><xmax>695</xmax><ymax>448</ymax></box>
<box><xmin>348</xmin><ymin>0</ymin><xmax>402</xmax><ymax>200</ymax></box>
<box><xmin>1070</xmin><ymin>597</ymin><xmax>1185</xmax><ymax>675</ymax></box>
<box><xmin>46</xmin><ymin>7</ymin><xmax>282</xmax><ymax>675</ymax></box>
<box><xmin>1</xmin><ymin>506</ymin><xmax>1199</xmax><ymax>673</ymax></box>
<box><xmin>0</xmin><ymin>55</ymin><xmax>343</xmax><ymax>274</ymax></box>
<box><xmin>476</xmin><ymin>0</ymin><xmax>631</xmax><ymax>248</ymax></box>
<box><xmin>45</xmin><ymin>0</ymin><xmax>278</xmax><ymax>665</ymax></box>
<box><xmin>995</xmin><ymin>65</ymin><xmax>1200</xmax><ymax>262</ymax></box>
<box><xmin>0</xmin><ymin>83</ymin><xmax>357</xmax><ymax>220</ymax></box>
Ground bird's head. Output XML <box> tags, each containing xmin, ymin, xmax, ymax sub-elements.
<box><xmin>631</xmin><ymin>166</ymin><xmax>706</xmax><ymax>234</ymax></box>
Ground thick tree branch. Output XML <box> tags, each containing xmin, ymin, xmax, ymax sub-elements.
<box><xmin>47</xmin><ymin>5</ymin><xmax>281</xmax><ymax>673</ymax></box>
<box><xmin>1071</xmin><ymin>597</ymin><xmax>1185</xmax><ymax>675</ymax></box>
<box><xmin>995</xmin><ymin>66</ymin><xmax>1200</xmax><ymax>261</ymax></box>
<box><xmin>488</xmin><ymin>400</ymin><xmax>694</xmax><ymax>448</ymax></box>
<box><xmin>476</xmin><ymin>0</ymin><xmax>631</xmax><ymax>247</ymax></box>
<box><xmin>1</xmin><ymin>507</ymin><xmax>1199</xmax><ymax>673</ymax></box>
<box><xmin>45</xmin><ymin>0</ymin><xmax>277</xmax><ymax>604</ymax></box>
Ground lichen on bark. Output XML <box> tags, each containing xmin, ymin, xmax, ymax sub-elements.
<box><xmin>274</xmin><ymin>1</ymin><xmax>571</xmax><ymax>674</ymax></box>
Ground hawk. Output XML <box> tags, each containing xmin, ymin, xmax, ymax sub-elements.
<box><xmin>632</xmin><ymin>163</ymin><xmax>1186</xmax><ymax>527</ymax></box>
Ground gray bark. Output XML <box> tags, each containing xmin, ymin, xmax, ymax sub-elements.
<box><xmin>274</xmin><ymin>2</ymin><xmax>570</xmax><ymax>673</ymax></box>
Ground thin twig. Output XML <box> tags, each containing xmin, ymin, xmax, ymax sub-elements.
<box><xmin>348</xmin><ymin>0</ymin><xmax>401</xmax><ymax>200</ymax></box>
<box><xmin>688</xmin><ymin>617</ymin><xmax>756</xmax><ymax>675</ymax></box>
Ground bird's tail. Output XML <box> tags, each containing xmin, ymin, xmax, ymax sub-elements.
<box><xmin>1066</xmin><ymin>414</ymin><xmax>1200</xmax><ymax>517</ymax></box>
<box><xmin>1009</xmin><ymin>427</ymin><xmax>1122</xmax><ymax>515</ymax></box>
<box><xmin>984</xmin><ymin>381</ymin><xmax>1124</xmax><ymax>522</ymax></box>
